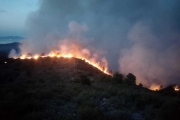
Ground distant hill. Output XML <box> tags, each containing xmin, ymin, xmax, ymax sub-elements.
<box><xmin>0</xmin><ymin>36</ymin><xmax>23</xmax><ymax>40</ymax></box>
<box><xmin>0</xmin><ymin>57</ymin><xmax>180</xmax><ymax>120</ymax></box>
<box><xmin>0</xmin><ymin>36</ymin><xmax>23</xmax><ymax>59</ymax></box>
<box><xmin>0</xmin><ymin>36</ymin><xmax>23</xmax><ymax>44</ymax></box>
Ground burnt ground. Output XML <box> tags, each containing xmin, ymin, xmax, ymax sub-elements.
<box><xmin>0</xmin><ymin>57</ymin><xmax>180</xmax><ymax>120</ymax></box>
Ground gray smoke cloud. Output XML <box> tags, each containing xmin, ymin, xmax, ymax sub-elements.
<box><xmin>18</xmin><ymin>0</ymin><xmax>180</xmax><ymax>87</ymax></box>
<box><xmin>119</xmin><ymin>22</ymin><xmax>180</xmax><ymax>88</ymax></box>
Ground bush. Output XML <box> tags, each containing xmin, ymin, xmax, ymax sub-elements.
<box><xmin>110</xmin><ymin>110</ymin><xmax>132</xmax><ymax>120</ymax></box>
<box><xmin>99</xmin><ymin>74</ymin><xmax>112</xmax><ymax>83</ymax></box>
<box><xmin>138</xmin><ymin>83</ymin><xmax>143</xmax><ymax>87</ymax></box>
<box><xmin>77</xmin><ymin>106</ymin><xmax>104</xmax><ymax>120</ymax></box>
<box><xmin>158</xmin><ymin>98</ymin><xmax>180</xmax><ymax>120</ymax></box>
<box><xmin>124</xmin><ymin>73</ymin><xmax>136</xmax><ymax>85</ymax></box>
<box><xmin>112</xmin><ymin>73</ymin><xmax>123</xmax><ymax>84</ymax></box>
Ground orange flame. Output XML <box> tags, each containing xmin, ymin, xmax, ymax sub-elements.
<box><xmin>149</xmin><ymin>84</ymin><xmax>161</xmax><ymax>91</ymax></box>
<box><xmin>34</xmin><ymin>55</ymin><xmax>39</xmax><ymax>59</ymax></box>
<box><xmin>20</xmin><ymin>55</ymin><xmax>26</xmax><ymax>59</ymax></box>
<box><xmin>174</xmin><ymin>86</ymin><xmax>179</xmax><ymax>91</ymax></box>
<box><xmin>16</xmin><ymin>52</ymin><xmax>110</xmax><ymax>75</ymax></box>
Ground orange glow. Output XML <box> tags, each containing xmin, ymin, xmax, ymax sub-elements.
<box><xmin>20</xmin><ymin>55</ymin><xmax>26</xmax><ymax>59</ymax></box>
<box><xmin>149</xmin><ymin>84</ymin><xmax>160</xmax><ymax>91</ymax></box>
<box><xmin>174</xmin><ymin>86</ymin><xmax>179</xmax><ymax>91</ymax></box>
<box><xmin>26</xmin><ymin>57</ymin><xmax>32</xmax><ymax>59</ymax></box>
<box><xmin>49</xmin><ymin>53</ymin><xmax>55</xmax><ymax>57</ymax></box>
<box><xmin>41</xmin><ymin>55</ymin><xmax>46</xmax><ymax>58</ymax></box>
<box><xmin>16</xmin><ymin>52</ymin><xmax>110</xmax><ymax>75</ymax></box>
<box><xmin>34</xmin><ymin>55</ymin><xmax>39</xmax><ymax>59</ymax></box>
<box><xmin>63</xmin><ymin>54</ymin><xmax>72</xmax><ymax>58</ymax></box>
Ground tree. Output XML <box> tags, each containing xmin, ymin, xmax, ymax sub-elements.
<box><xmin>138</xmin><ymin>83</ymin><xmax>143</xmax><ymax>87</ymax></box>
<box><xmin>112</xmin><ymin>72</ymin><xmax>123</xmax><ymax>84</ymax></box>
<box><xmin>124</xmin><ymin>73</ymin><xmax>136</xmax><ymax>85</ymax></box>
<box><xmin>160</xmin><ymin>85</ymin><xmax>163</xmax><ymax>90</ymax></box>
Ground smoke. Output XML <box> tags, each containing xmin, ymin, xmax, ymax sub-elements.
<box><xmin>9</xmin><ymin>0</ymin><xmax>180</xmax><ymax>87</ymax></box>
<box><xmin>8</xmin><ymin>49</ymin><xmax>20</xmax><ymax>58</ymax></box>
<box><xmin>119</xmin><ymin>22</ymin><xmax>180</xmax><ymax>87</ymax></box>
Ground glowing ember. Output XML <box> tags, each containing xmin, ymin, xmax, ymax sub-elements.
<box><xmin>20</xmin><ymin>56</ymin><xmax>26</xmax><ymax>59</ymax></box>
<box><xmin>27</xmin><ymin>57</ymin><xmax>32</xmax><ymax>59</ymax></box>
<box><xmin>174</xmin><ymin>86</ymin><xmax>179</xmax><ymax>91</ymax></box>
<box><xmin>34</xmin><ymin>55</ymin><xmax>39</xmax><ymax>59</ymax></box>
<box><xmin>149</xmin><ymin>84</ymin><xmax>161</xmax><ymax>91</ymax></box>
<box><xmin>63</xmin><ymin>54</ymin><xmax>72</xmax><ymax>58</ymax></box>
<box><xmin>50</xmin><ymin>54</ymin><xmax>55</xmax><ymax>57</ymax></box>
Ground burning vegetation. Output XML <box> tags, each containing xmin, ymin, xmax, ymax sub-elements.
<box><xmin>9</xmin><ymin>39</ymin><xmax>110</xmax><ymax>76</ymax></box>
<box><xmin>8</xmin><ymin>50</ymin><xmax>180</xmax><ymax>91</ymax></box>
<box><xmin>12</xmin><ymin>52</ymin><xmax>110</xmax><ymax>75</ymax></box>
<box><xmin>150</xmin><ymin>84</ymin><xmax>180</xmax><ymax>92</ymax></box>
<box><xmin>174</xmin><ymin>86</ymin><xmax>180</xmax><ymax>91</ymax></box>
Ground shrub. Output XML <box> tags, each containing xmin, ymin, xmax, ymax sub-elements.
<box><xmin>99</xmin><ymin>74</ymin><xmax>112</xmax><ymax>83</ymax></box>
<box><xmin>112</xmin><ymin>73</ymin><xmax>123</xmax><ymax>84</ymax></box>
<box><xmin>77</xmin><ymin>106</ymin><xmax>104</xmax><ymax>120</ymax></box>
<box><xmin>158</xmin><ymin>98</ymin><xmax>180</xmax><ymax>120</ymax></box>
<box><xmin>124</xmin><ymin>73</ymin><xmax>136</xmax><ymax>85</ymax></box>
<box><xmin>138</xmin><ymin>83</ymin><xmax>143</xmax><ymax>87</ymax></box>
<box><xmin>110</xmin><ymin>110</ymin><xmax>132</xmax><ymax>120</ymax></box>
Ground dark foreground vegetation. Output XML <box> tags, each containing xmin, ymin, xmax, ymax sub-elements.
<box><xmin>0</xmin><ymin>57</ymin><xmax>180</xmax><ymax>120</ymax></box>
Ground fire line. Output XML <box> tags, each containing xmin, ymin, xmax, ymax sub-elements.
<box><xmin>15</xmin><ymin>53</ymin><xmax>110</xmax><ymax>75</ymax></box>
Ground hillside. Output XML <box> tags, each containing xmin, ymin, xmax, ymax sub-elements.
<box><xmin>0</xmin><ymin>57</ymin><xmax>180</xmax><ymax>120</ymax></box>
<box><xmin>0</xmin><ymin>36</ymin><xmax>23</xmax><ymax>44</ymax></box>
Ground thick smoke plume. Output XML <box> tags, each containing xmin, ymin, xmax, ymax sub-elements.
<box><xmin>10</xmin><ymin>0</ymin><xmax>180</xmax><ymax>88</ymax></box>
<box><xmin>119</xmin><ymin>22</ymin><xmax>180</xmax><ymax>88</ymax></box>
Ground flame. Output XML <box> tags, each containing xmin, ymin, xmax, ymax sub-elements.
<box><xmin>174</xmin><ymin>86</ymin><xmax>179</xmax><ymax>91</ymax></box>
<box><xmin>149</xmin><ymin>84</ymin><xmax>160</xmax><ymax>91</ymax></box>
<box><xmin>49</xmin><ymin>53</ymin><xmax>55</xmax><ymax>57</ymax></box>
<box><xmin>63</xmin><ymin>54</ymin><xmax>72</xmax><ymax>58</ymax></box>
<box><xmin>34</xmin><ymin>55</ymin><xmax>39</xmax><ymax>59</ymax></box>
<box><xmin>26</xmin><ymin>57</ymin><xmax>32</xmax><ymax>59</ymax></box>
<box><xmin>20</xmin><ymin>55</ymin><xmax>26</xmax><ymax>59</ymax></box>
<box><xmin>14</xmin><ymin>52</ymin><xmax>110</xmax><ymax>75</ymax></box>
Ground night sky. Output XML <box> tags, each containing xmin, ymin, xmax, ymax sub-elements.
<box><xmin>1</xmin><ymin>0</ymin><xmax>180</xmax><ymax>87</ymax></box>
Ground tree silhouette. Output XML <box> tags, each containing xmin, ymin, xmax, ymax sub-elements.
<box><xmin>124</xmin><ymin>73</ymin><xmax>136</xmax><ymax>85</ymax></box>
<box><xmin>138</xmin><ymin>83</ymin><xmax>143</xmax><ymax>87</ymax></box>
<box><xmin>112</xmin><ymin>72</ymin><xmax>123</xmax><ymax>84</ymax></box>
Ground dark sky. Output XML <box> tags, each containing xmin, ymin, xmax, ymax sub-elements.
<box><xmin>7</xmin><ymin>0</ymin><xmax>180</xmax><ymax>88</ymax></box>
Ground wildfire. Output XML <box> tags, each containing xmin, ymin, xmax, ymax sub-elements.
<box><xmin>20</xmin><ymin>55</ymin><xmax>26</xmax><ymax>59</ymax></box>
<box><xmin>16</xmin><ymin>52</ymin><xmax>110</xmax><ymax>75</ymax></box>
<box><xmin>174</xmin><ymin>86</ymin><xmax>179</xmax><ymax>91</ymax></box>
<box><xmin>34</xmin><ymin>55</ymin><xmax>39</xmax><ymax>59</ymax></box>
<box><xmin>149</xmin><ymin>84</ymin><xmax>161</xmax><ymax>91</ymax></box>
